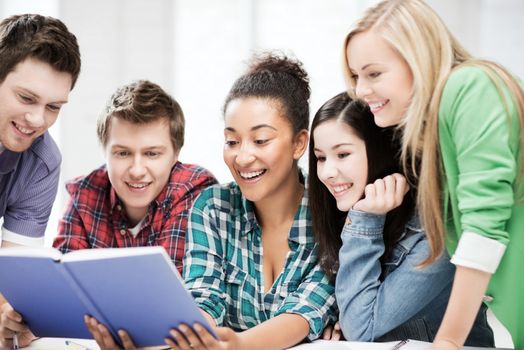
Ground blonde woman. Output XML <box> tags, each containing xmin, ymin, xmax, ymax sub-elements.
<box><xmin>342</xmin><ymin>0</ymin><xmax>524</xmax><ymax>349</ymax></box>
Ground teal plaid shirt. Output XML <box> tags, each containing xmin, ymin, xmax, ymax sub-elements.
<box><xmin>183</xmin><ymin>180</ymin><xmax>337</xmax><ymax>340</ymax></box>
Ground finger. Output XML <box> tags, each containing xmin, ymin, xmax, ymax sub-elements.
<box><xmin>194</xmin><ymin>323</ymin><xmax>219</xmax><ymax>348</ymax></box>
<box><xmin>383</xmin><ymin>175</ymin><xmax>398</xmax><ymax>207</ymax></box>
<box><xmin>363</xmin><ymin>183</ymin><xmax>376</xmax><ymax>201</ymax></box>
<box><xmin>393</xmin><ymin>173</ymin><xmax>409</xmax><ymax>198</ymax></box>
<box><xmin>118</xmin><ymin>330</ymin><xmax>137</xmax><ymax>350</ymax></box>
<box><xmin>179</xmin><ymin>324</ymin><xmax>203</xmax><ymax>349</ymax></box>
<box><xmin>0</xmin><ymin>339</ymin><xmax>13</xmax><ymax>349</ymax></box>
<box><xmin>165</xmin><ymin>336</ymin><xmax>181</xmax><ymax>350</ymax></box>
<box><xmin>321</xmin><ymin>325</ymin><xmax>333</xmax><ymax>340</ymax></box>
<box><xmin>98</xmin><ymin>323</ymin><xmax>119</xmax><ymax>350</ymax></box>
<box><xmin>87</xmin><ymin>322</ymin><xmax>105</xmax><ymax>348</ymax></box>
<box><xmin>170</xmin><ymin>328</ymin><xmax>191</xmax><ymax>350</ymax></box>
<box><xmin>374</xmin><ymin>178</ymin><xmax>386</xmax><ymax>198</ymax></box>
<box><xmin>331</xmin><ymin>326</ymin><xmax>341</xmax><ymax>341</ymax></box>
<box><xmin>4</xmin><ymin>308</ymin><xmax>22</xmax><ymax>323</ymax></box>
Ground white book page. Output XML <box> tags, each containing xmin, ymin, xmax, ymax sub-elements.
<box><xmin>61</xmin><ymin>246</ymin><xmax>168</xmax><ymax>262</ymax></box>
<box><xmin>0</xmin><ymin>246</ymin><xmax>62</xmax><ymax>260</ymax></box>
<box><xmin>288</xmin><ymin>340</ymin><xmax>431</xmax><ymax>350</ymax></box>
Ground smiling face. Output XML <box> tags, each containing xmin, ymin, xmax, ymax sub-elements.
<box><xmin>313</xmin><ymin>119</ymin><xmax>368</xmax><ymax>211</ymax></box>
<box><xmin>0</xmin><ymin>58</ymin><xmax>72</xmax><ymax>152</ymax></box>
<box><xmin>346</xmin><ymin>30</ymin><xmax>413</xmax><ymax>128</ymax></box>
<box><xmin>105</xmin><ymin>117</ymin><xmax>178</xmax><ymax>224</ymax></box>
<box><xmin>223</xmin><ymin>97</ymin><xmax>307</xmax><ymax>203</ymax></box>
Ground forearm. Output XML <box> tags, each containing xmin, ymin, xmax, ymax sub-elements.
<box><xmin>435</xmin><ymin>265</ymin><xmax>491</xmax><ymax>348</ymax></box>
<box><xmin>336</xmin><ymin>211</ymin><xmax>386</xmax><ymax>340</ymax></box>
<box><xmin>237</xmin><ymin>313</ymin><xmax>309</xmax><ymax>350</ymax></box>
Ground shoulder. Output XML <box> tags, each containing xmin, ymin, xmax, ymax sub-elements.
<box><xmin>443</xmin><ymin>65</ymin><xmax>494</xmax><ymax>96</ymax></box>
<box><xmin>169</xmin><ymin>162</ymin><xmax>218</xmax><ymax>188</ymax></box>
<box><xmin>192</xmin><ymin>181</ymin><xmax>243</xmax><ymax>214</ymax></box>
<box><xmin>24</xmin><ymin>132</ymin><xmax>61</xmax><ymax>173</ymax></box>
<box><xmin>170</xmin><ymin>162</ymin><xmax>217</xmax><ymax>183</ymax></box>
<box><xmin>65</xmin><ymin>164</ymin><xmax>110</xmax><ymax>198</ymax></box>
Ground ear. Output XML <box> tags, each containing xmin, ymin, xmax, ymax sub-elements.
<box><xmin>292</xmin><ymin>129</ymin><xmax>309</xmax><ymax>160</ymax></box>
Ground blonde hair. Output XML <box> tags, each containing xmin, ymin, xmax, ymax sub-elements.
<box><xmin>342</xmin><ymin>0</ymin><xmax>524</xmax><ymax>264</ymax></box>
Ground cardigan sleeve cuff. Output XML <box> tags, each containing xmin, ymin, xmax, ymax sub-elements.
<box><xmin>450</xmin><ymin>231</ymin><xmax>506</xmax><ymax>274</ymax></box>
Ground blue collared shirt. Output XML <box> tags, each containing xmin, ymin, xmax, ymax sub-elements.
<box><xmin>0</xmin><ymin>132</ymin><xmax>61</xmax><ymax>245</ymax></box>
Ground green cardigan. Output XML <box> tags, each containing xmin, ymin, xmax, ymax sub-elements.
<box><xmin>439</xmin><ymin>65</ymin><xmax>524</xmax><ymax>347</ymax></box>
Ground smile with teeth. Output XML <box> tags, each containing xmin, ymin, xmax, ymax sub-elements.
<box><xmin>239</xmin><ymin>169</ymin><xmax>266</xmax><ymax>180</ymax></box>
<box><xmin>126</xmin><ymin>182</ymin><xmax>150</xmax><ymax>189</ymax></box>
<box><xmin>368</xmin><ymin>100</ymin><xmax>388</xmax><ymax>113</ymax></box>
<box><xmin>13</xmin><ymin>122</ymin><xmax>36</xmax><ymax>135</ymax></box>
<box><xmin>333</xmin><ymin>183</ymin><xmax>352</xmax><ymax>194</ymax></box>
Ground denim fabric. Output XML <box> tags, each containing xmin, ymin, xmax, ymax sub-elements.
<box><xmin>336</xmin><ymin>210</ymin><xmax>494</xmax><ymax>346</ymax></box>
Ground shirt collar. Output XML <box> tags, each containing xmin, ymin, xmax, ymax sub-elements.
<box><xmin>0</xmin><ymin>149</ymin><xmax>21</xmax><ymax>175</ymax></box>
<box><xmin>239</xmin><ymin>169</ymin><xmax>313</xmax><ymax>246</ymax></box>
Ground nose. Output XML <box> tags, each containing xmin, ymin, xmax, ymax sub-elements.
<box><xmin>235</xmin><ymin>144</ymin><xmax>256</xmax><ymax>166</ymax></box>
<box><xmin>24</xmin><ymin>109</ymin><xmax>46</xmax><ymax>128</ymax></box>
<box><xmin>318</xmin><ymin>158</ymin><xmax>338</xmax><ymax>182</ymax></box>
<box><xmin>355</xmin><ymin>79</ymin><xmax>372</xmax><ymax>99</ymax></box>
<box><xmin>129</xmin><ymin>155</ymin><xmax>147</xmax><ymax>179</ymax></box>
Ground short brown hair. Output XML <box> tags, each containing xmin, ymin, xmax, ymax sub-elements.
<box><xmin>0</xmin><ymin>14</ymin><xmax>81</xmax><ymax>88</ymax></box>
<box><xmin>97</xmin><ymin>80</ymin><xmax>185</xmax><ymax>152</ymax></box>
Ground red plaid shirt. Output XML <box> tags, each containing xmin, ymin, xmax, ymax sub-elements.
<box><xmin>53</xmin><ymin>161</ymin><xmax>217</xmax><ymax>274</ymax></box>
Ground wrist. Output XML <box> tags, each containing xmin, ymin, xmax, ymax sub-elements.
<box><xmin>434</xmin><ymin>337</ymin><xmax>461</xmax><ymax>350</ymax></box>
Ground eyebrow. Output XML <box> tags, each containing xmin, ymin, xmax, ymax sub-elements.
<box><xmin>314</xmin><ymin>143</ymin><xmax>355</xmax><ymax>152</ymax></box>
<box><xmin>225</xmin><ymin>124</ymin><xmax>277</xmax><ymax>132</ymax></box>
<box><xmin>111</xmin><ymin>145</ymin><xmax>167</xmax><ymax>150</ymax></box>
<box><xmin>16</xmin><ymin>87</ymin><xmax>69</xmax><ymax>104</ymax></box>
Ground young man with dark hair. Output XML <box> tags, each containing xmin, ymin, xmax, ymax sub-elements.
<box><xmin>0</xmin><ymin>13</ymin><xmax>81</xmax><ymax>349</ymax></box>
<box><xmin>0</xmin><ymin>13</ymin><xmax>81</xmax><ymax>248</ymax></box>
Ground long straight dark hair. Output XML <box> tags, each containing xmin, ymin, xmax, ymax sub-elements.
<box><xmin>308</xmin><ymin>92</ymin><xmax>415</xmax><ymax>280</ymax></box>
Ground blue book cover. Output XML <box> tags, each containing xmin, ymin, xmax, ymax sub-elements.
<box><xmin>0</xmin><ymin>246</ymin><xmax>217</xmax><ymax>347</ymax></box>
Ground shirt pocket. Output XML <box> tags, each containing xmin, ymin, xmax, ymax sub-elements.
<box><xmin>223</xmin><ymin>261</ymin><xmax>251</xmax><ymax>326</ymax></box>
<box><xmin>383</xmin><ymin>244</ymin><xmax>408</xmax><ymax>275</ymax></box>
<box><xmin>275</xmin><ymin>280</ymin><xmax>300</xmax><ymax>301</ymax></box>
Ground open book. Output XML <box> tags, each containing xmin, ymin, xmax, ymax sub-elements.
<box><xmin>0</xmin><ymin>246</ymin><xmax>216</xmax><ymax>347</ymax></box>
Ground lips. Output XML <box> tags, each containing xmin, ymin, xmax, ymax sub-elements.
<box><xmin>368</xmin><ymin>100</ymin><xmax>388</xmax><ymax>114</ymax></box>
<box><xmin>12</xmin><ymin>121</ymin><xmax>36</xmax><ymax>136</ymax></box>
<box><xmin>126</xmin><ymin>182</ymin><xmax>151</xmax><ymax>190</ymax></box>
<box><xmin>239</xmin><ymin>169</ymin><xmax>267</xmax><ymax>180</ymax></box>
<box><xmin>331</xmin><ymin>183</ymin><xmax>353</xmax><ymax>198</ymax></box>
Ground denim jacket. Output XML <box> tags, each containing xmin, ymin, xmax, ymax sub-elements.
<box><xmin>335</xmin><ymin>210</ymin><xmax>494</xmax><ymax>346</ymax></box>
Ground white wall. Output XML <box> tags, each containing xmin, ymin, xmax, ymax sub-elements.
<box><xmin>2</xmin><ymin>0</ymin><xmax>523</xmax><ymax>244</ymax></box>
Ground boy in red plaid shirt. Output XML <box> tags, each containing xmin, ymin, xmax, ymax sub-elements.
<box><xmin>53</xmin><ymin>80</ymin><xmax>217</xmax><ymax>274</ymax></box>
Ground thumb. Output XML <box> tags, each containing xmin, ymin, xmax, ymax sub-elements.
<box><xmin>215</xmin><ymin>327</ymin><xmax>234</xmax><ymax>340</ymax></box>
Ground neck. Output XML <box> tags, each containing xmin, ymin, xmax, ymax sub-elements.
<box><xmin>254</xmin><ymin>169</ymin><xmax>304</xmax><ymax>230</ymax></box>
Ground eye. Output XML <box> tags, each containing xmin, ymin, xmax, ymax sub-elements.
<box><xmin>47</xmin><ymin>104</ymin><xmax>61</xmax><ymax>112</ymax></box>
<box><xmin>316</xmin><ymin>155</ymin><xmax>326</xmax><ymax>162</ymax></box>
<box><xmin>18</xmin><ymin>94</ymin><xmax>33</xmax><ymax>103</ymax></box>
<box><xmin>225</xmin><ymin>140</ymin><xmax>238</xmax><ymax>146</ymax></box>
<box><xmin>254</xmin><ymin>139</ymin><xmax>268</xmax><ymax>145</ymax></box>
<box><xmin>145</xmin><ymin>151</ymin><xmax>160</xmax><ymax>158</ymax></box>
<box><xmin>338</xmin><ymin>152</ymin><xmax>350</xmax><ymax>159</ymax></box>
<box><xmin>114</xmin><ymin>150</ymin><xmax>129</xmax><ymax>157</ymax></box>
<box><xmin>369</xmin><ymin>71</ymin><xmax>382</xmax><ymax>79</ymax></box>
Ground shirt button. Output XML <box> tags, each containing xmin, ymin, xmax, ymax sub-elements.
<box><xmin>120</xmin><ymin>229</ymin><xmax>126</xmax><ymax>235</ymax></box>
<box><xmin>117</xmin><ymin>204</ymin><xmax>122</xmax><ymax>210</ymax></box>
<box><xmin>483</xmin><ymin>295</ymin><xmax>494</xmax><ymax>302</ymax></box>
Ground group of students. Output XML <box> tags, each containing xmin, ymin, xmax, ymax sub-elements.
<box><xmin>0</xmin><ymin>0</ymin><xmax>523</xmax><ymax>349</ymax></box>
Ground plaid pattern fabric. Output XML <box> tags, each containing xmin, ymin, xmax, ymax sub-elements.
<box><xmin>183</xmin><ymin>180</ymin><xmax>337</xmax><ymax>340</ymax></box>
<box><xmin>53</xmin><ymin>162</ymin><xmax>217</xmax><ymax>274</ymax></box>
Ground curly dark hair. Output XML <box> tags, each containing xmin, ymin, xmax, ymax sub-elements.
<box><xmin>223</xmin><ymin>51</ymin><xmax>310</xmax><ymax>134</ymax></box>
